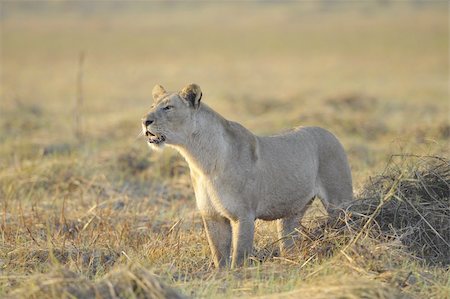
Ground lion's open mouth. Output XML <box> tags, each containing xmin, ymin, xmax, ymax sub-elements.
<box><xmin>146</xmin><ymin>131</ymin><xmax>166</xmax><ymax>145</ymax></box>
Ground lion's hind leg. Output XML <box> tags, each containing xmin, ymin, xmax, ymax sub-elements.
<box><xmin>316</xmin><ymin>168</ymin><xmax>353</xmax><ymax>218</ymax></box>
<box><xmin>276</xmin><ymin>200</ymin><xmax>313</xmax><ymax>255</ymax></box>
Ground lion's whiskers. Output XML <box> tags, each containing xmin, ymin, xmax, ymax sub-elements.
<box><xmin>135</xmin><ymin>128</ymin><xmax>145</xmax><ymax>140</ymax></box>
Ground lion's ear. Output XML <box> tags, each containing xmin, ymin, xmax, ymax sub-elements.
<box><xmin>180</xmin><ymin>84</ymin><xmax>202</xmax><ymax>109</ymax></box>
<box><xmin>152</xmin><ymin>84</ymin><xmax>167</xmax><ymax>101</ymax></box>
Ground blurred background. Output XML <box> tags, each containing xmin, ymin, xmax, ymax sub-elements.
<box><xmin>1</xmin><ymin>1</ymin><xmax>448</xmax><ymax>187</ymax></box>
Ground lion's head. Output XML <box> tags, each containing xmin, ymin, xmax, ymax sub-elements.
<box><xmin>142</xmin><ymin>84</ymin><xmax>202</xmax><ymax>150</ymax></box>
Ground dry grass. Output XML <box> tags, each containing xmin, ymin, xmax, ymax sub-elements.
<box><xmin>353</xmin><ymin>155</ymin><xmax>450</xmax><ymax>265</ymax></box>
<box><xmin>274</xmin><ymin>156</ymin><xmax>450</xmax><ymax>266</ymax></box>
<box><xmin>1</xmin><ymin>2</ymin><xmax>449</xmax><ymax>299</ymax></box>
<box><xmin>9</xmin><ymin>264</ymin><xmax>186</xmax><ymax>299</ymax></box>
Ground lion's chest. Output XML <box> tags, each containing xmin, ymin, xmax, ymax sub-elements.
<box><xmin>191</xmin><ymin>172</ymin><xmax>246</xmax><ymax>220</ymax></box>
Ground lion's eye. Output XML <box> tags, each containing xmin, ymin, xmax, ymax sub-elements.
<box><xmin>163</xmin><ymin>105</ymin><xmax>174</xmax><ymax>111</ymax></box>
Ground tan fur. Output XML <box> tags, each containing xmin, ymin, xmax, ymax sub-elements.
<box><xmin>142</xmin><ymin>84</ymin><xmax>353</xmax><ymax>268</ymax></box>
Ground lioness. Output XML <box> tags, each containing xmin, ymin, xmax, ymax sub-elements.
<box><xmin>142</xmin><ymin>84</ymin><xmax>353</xmax><ymax>268</ymax></box>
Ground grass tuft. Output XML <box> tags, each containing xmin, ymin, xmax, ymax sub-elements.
<box><xmin>9</xmin><ymin>264</ymin><xmax>186</xmax><ymax>299</ymax></box>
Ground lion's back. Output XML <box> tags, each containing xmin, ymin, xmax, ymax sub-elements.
<box><xmin>256</xmin><ymin>126</ymin><xmax>351</xmax><ymax>191</ymax></box>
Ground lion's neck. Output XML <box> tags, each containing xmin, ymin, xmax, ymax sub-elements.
<box><xmin>172</xmin><ymin>105</ymin><xmax>230</xmax><ymax>175</ymax></box>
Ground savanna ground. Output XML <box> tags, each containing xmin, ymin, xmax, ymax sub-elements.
<box><xmin>0</xmin><ymin>2</ymin><xmax>449</xmax><ymax>298</ymax></box>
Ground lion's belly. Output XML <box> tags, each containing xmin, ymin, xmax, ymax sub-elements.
<box><xmin>253</xmin><ymin>179</ymin><xmax>316</xmax><ymax>221</ymax></box>
<box><xmin>194</xmin><ymin>171</ymin><xmax>317</xmax><ymax>221</ymax></box>
<box><xmin>250</xmin><ymin>133</ymin><xmax>319</xmax><ymax>220</ymax></box>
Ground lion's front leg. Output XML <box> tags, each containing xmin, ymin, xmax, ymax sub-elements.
<box><xmin>231</xmin><ymin>217</ymin><xmax>255</xmax><ymax>268</ymax></box>
<box><xmin>202</xmin><ymin>214</ymin><xmax>232</xmax><ymax>268</ymax></box>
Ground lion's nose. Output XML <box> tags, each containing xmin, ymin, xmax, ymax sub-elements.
<box><xmin>143</xmin><ymin>119</ymin><xmax>154</xmax><ymax>127</ymax></box>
